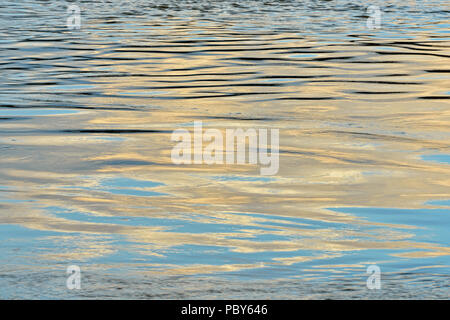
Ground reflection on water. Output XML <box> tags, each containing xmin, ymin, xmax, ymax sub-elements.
<box><xmin>0</xmin><ymin>0</ymin><xmax>449</xmax><ymax>299</ymax></box>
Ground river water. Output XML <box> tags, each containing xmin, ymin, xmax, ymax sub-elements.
<box><xmin>0</xmin><ymin>0</ymin><xmax>449</xmax><ymax>299</ymax></box>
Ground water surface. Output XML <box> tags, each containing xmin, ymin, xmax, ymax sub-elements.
<box><xmin>0</xmin><ymin>0</ymin><xmax>449</xmax><ymax>299</ymax></box>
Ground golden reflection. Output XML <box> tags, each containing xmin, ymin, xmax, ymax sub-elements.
<box><xmin>0</xmin><ymin>27</ymin><xmax>449</xmax><ymax>278</ymax></box>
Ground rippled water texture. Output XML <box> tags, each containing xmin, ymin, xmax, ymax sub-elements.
<box><xmin>0</xmin><ymin>0</ymin><xmax>449</xmax><ymax>299</ymax></box>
